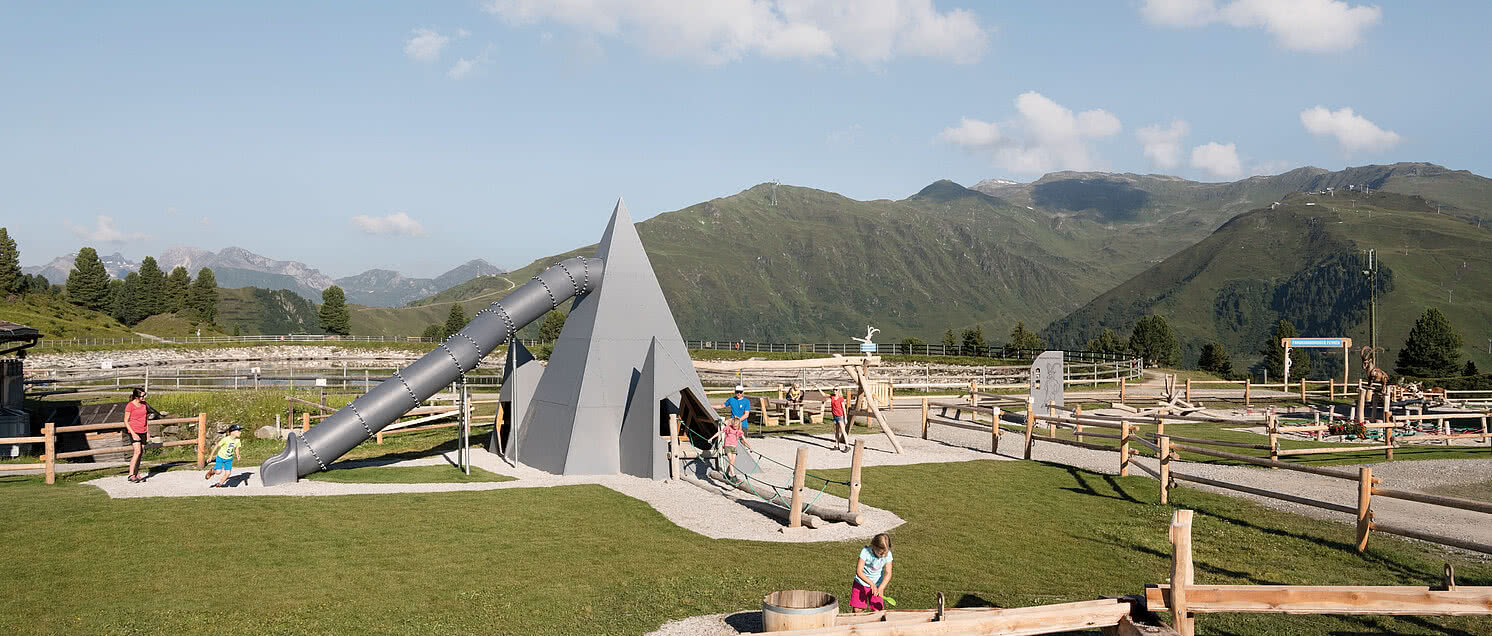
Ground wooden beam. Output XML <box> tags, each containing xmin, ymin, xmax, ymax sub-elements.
<box><xmin>849</xmin><ymin>439</ymin><xmax>864</xmax><ymax>517</ymax></box>
<box><xmin>759</xmin><ymin>599</ymin><xmax>1130</xmax><ymax>635</ymax></box>
<box><xmin>852</xmin><ymin>362</ymin><xmax>904</xmax><ymax>454</ymax></box>
<box><xmin>789</xmin><ymin>448</ymin><xmax>807</xmax><ymax>528</ymax></box>
<box><xmin>1145</xmin><ymin>584</ymin><xmax>1492</xmax><ymax>615</ymax></box>
<box><xmin>1169</xmin><ymin>510</ymin><xmax>1195</xmax><ymax>636</ymax></box>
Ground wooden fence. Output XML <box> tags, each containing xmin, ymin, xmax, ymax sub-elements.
<box><xmin>0</xmin><ymin>413</ymin><xmax>209</xmax><ymax>484</ymax></box>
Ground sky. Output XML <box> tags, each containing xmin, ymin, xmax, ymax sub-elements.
<box><xmin>3</xmin><ymin>1</ymin><xmax>1489</xmax><ymax>278</ymax></box>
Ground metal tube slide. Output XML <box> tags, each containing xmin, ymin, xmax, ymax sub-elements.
<box><xmin>260</xmin><ymin>256</ymin><xmax>603</xmax><ymax>486</ymax></box>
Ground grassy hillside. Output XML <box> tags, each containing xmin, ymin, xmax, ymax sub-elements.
<box><xmin>216</xmin><ymin>287</ymin><xmax>322</xmax><ymax>335</ymax></box>
<box><xmin>133</xmin><ymin>314</ymin><xmax>231</xmax><ymax>338</ymax></box>
<box><xmin>1044</xmin><ymin>190</ymin><xmax>1492</xmax><ymax>374</ymax></box>
<box><xmin>0</xmin><ymin>294</ymin><xmax>136</xmax><ymax>339</ymax></box>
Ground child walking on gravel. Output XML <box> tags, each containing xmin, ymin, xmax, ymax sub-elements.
<box><xmin>708</xmin><ymin>416</ymin><xmax>753</xmax><ymax>479</ymax></box>
<box><xmin>205</xmin><ymin>425</ymin><xmax>243</xmax><ymax>488</ymax></box>
<box><xmin>850</xmin><ymin>533</ymin><xmax>894</xmax><ymax>612</ymax></box>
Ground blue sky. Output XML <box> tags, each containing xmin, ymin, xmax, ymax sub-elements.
<box><xmin>3</xmin><ymin>1</ymin><xmax>1488</xmax><ymax>278</ymax></box>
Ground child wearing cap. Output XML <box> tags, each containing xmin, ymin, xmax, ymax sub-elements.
<box><xmin>205</xmin><ymin>425</ymin><xmax>243</xmax><ymax>488</ymax></box>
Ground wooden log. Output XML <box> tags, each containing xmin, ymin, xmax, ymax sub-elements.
<box><xmin>1145</xmin><ymin>583</ymin><xmax>1492</xmax><ymax>615</ymax></box>
<box><xmin>668</xmin><ymin>413</ymin><xmax>680</xmax><ymax>481</ymax></box>
<box><xmin>852</xmin><ymin>363</ymin><xmax>904</xmax><ymax>454</ymax></box>
<box><xmin>1170</xmin><ymin>510</ymin><xmax>1195</xmax><ymax>636</ymax></box>
<box><xmin>1370</xmin><ymin>487</ymin><xmax>1492</xmax><ymax>515</ymax></box>
<box><xmin>1119</xmin><ymin>422</ymin><xmax>1131</xmax><ymax>477</ymax></box>
<box><xmin>1185</xmin><ymin>378</ymin><xmax>1191</xmax><ymax>403</ymax></box>
<box><xmin>0</xmin><ymin>463</ymin><xmax>47</xmax><ymax>471</ymax></box>
<box><xmin>1267</xmin><ymin>413</ymin><xmax>1279</xmax><ymax>464</ymax></box>
<box><xmin>1146</xmin><ymin>434</ymin><xmax>1272</xmax><ymax>450</ymax></box>
<box><xmin>1024</xmin><ymin>399</ymin><xmax>1035</xmax><ymax>460</ymax></box>
<box><xmin>1356</xmin><ymin>466</ymin><xmax>1373</xmax><ymax>552</ymax></box>
<box><xmin>760</xmin><ymin>599</ymin><xmax>1131</xmax><ymax>636</ymax></box>
<box><xmin>702</xmin><ymin>470</ymin><xmax>820</xmax><ymax>529</ymax></box>
<box><xmin>301</xmin><ymin>411</ymin><xmax>310</xmax><ymax>433</ymax></box>
<box><xmin>925</xmin><ymin>415</ymin><xmax>991</xmax><ymax>434</ymax></box>
<box><xmin>849</xmin><ymin>439</ymin><xmax>864</xmax><ymax>517</ymax></box>
<box><xmin>53</xmin><ymin>422</ymin><xmax>129</xmax><ymax>434</ymax></box>
<box><xmin>920</xmin><ymin>398</ymin><xmax>929</xmax><ymax>440</ymax></box>
<box><xmin>1370</xmin><ymin>521</ymin><xmax>1492</xmax><ymax>556</ymax></box>
<box><xmin>1170</xmin><ymin>472</ymin><xmax>1357</xmax><ymax>515</ymax></box>
<box><xmin>195</xmin><ymin>412</ymin><xmax>207</xmax><ymax>469</ymax></box>
<box><xmin>1244</xmin><ymin>379</ymin><xmax>1251</xmax><ymax>406</ymax></box>
<box><xmin>991</xmin><ymin>406</ymin><xmax>1001</xmax><ymax>453</ymax></box>
<box><xmin>789</xmin><ymin>448</ymin><xmax>807</xmax><ymax>528</ymax></box>
<box><xmin>1275</xmin><ymin>445</ymin><xmax>1394</xmax><ymax>456</ymax></box>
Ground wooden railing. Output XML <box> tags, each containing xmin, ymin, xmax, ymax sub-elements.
<box><xmin>0</xmin><ymin>414</ymin><xmax>209</xmax><ymax>484</ymax></box>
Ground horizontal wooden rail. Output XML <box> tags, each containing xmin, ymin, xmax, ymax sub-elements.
<box><xmin>763</xmin><ymin>598</ymin><xmax>1131</xmax><ymax>636</ymax></box>
<box><xmin>0</xmin><ymin>463</ymin><xmax>48</xmax><ymax>471</ymax></box>
<box><xmin>924</xmin><ymin>415</ymin><xmax>992</xmax><ymax>434</ymax></box>
<box><xmin>1168</xmin><ymin>443</ymin><xmax>1375</xmax><ymax>483</ymax></box>
<box><xmin>1369</xmin><ymin>521</ymin><xmax>1492</xmax><ymax>556</ymax></box>
<box><xmin>1370</xmin><ymin>487</ymin><xmax>1492</xmax><ymax>515</ymax></box>
<box><xmin>1276</xmin><ymin>445</ymin><xmax>1393</xmax><ymax>456</ymax></box>
<box><xmin>1146</xmin><ymin>433</ymin><xmax>1271</xmax><ymax>450</ymax></box>
<box><xmin>0</xmin><ymin>435</ymin><xmax>48</xmax><ymax>444</ymax></box>
<box><xmin>1170</xmin><ymin>472</ymin><xmax>1357</xmax><ymax>515</ymax></box>
<box><xmin>1394</xmin><ymin>412</ymin><xmax>1491</xmax><ymax>421</ymax></box>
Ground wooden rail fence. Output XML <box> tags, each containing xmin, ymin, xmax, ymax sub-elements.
<box><xmin>0</xmin><ymin>413</ymin><xmax>209</xmax><ymax>484</ymax></box>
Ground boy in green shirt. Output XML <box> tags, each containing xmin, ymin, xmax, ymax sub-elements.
<box><xmin>205</xmin><ymin>425</ymin><xmax>243</xmax><ymax>488</ymax></box>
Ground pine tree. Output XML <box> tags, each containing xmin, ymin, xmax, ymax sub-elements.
<box><xmin>941</xmin><ymin>329</ymin><xmax>956</xmax><ymax>348</ymax></box>
<box><xmin>1198</xmin><ymin>343</ymin><xmax>1234</xmax><ymax>378</ymax></box>
<box><xmin>1464</xmin><ymin>360</ymin><xmax>1480</xmax><ymax>377</ymax></box>
<box><xmin>189</xmin><ymin>267</ymin><xmax>219</xmax><ymax>324</ymax></box>
<box><xmin>318</xmin><ymin>285</ymin><xmax>351</xmax><ymax>335</ymax></box>
<box><xmin>421</xmin><ymin>324</ymin><xmax>442</xmax><ymax>341</ymax></box>
<box><xmin>66</xmin><ymin>247</ymin><xmax>112</xmax><ymax>311</ymax></box>
<box><xmin>442</xmin><ymin>303</ymin><xmax>467</xmax><ymax>340</ymax></box>
<box><xmin>1128</xmin><ymin>316</ymin><xmax>1180</xmax><ymax>367</ymax></box>
<box><xmin>1086</xmin><ymin>328</ymin><xmax>1123</xmax><ymax>354</ymax></box>
<box><xmin>0</xmin><ymin>228</ymin><xmax>21</xmax><ymax>295</ymax></box>
<box><xmin>1395</xmin><ymin>307</ymin><xmax>1463</xmax><ymax>378</ymax></box>
<box><xmin>1259</xmin><ymin>320</ymin><xmax>1310</xmax><ymax>380</ymax></box>
<box><xmin>135</xmin><ymin>256</ymin><xmax>166</xmax><ymax>318</ymax></box>
<box><xmin>112</xmin><ymin>273</ymin><xmax>148</xmax><ymax>325</ymax></box>
<box><xmin>165</xmin><ymin>266</ymin><xmax>191</xmax><ymax>312</ymax></box>
<box><xmin>538</xmin><ymin>309</ymin><xmax>567</xmax><ymax>342</ymax></box>
<box><xmin>1008</xmin><ymin>321</ymin><xmax>1044</xmax><ymax>351</ymax></box>
<box><xmin>961</xmin><ymin>325</ymin><xmax>987</xmax><ymax>351</ymax></box>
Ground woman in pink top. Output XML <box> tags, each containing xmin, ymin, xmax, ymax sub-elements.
<box><xmin>124</xmin><ymin>387</ymin><xmax>149</xmax><ymax>483</ymax></box>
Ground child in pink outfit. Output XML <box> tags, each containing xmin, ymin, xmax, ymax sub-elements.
<box><xmin>709</xmin><ymin>417</ymin><xmax>752</xmax><ymax>478</ymax></box>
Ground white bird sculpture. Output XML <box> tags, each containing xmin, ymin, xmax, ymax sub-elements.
<box><xmin>851</xmin><ymin>326</ymin><xmax>880</xmax><ymax>345</ymax></box>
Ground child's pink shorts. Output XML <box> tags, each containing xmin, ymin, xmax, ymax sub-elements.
<box><xmin>849</xmin><ymin>581</ymin><xmax>883</xmax><ymax>611</ymax></box>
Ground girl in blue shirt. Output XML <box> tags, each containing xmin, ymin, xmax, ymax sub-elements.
<box><xmin>850</xmin><ymin>533</ymin><xmax>894</xmax><ymax>612</ymax></box>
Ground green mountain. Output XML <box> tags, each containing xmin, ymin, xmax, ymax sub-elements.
<box><xmin>1042</xmin><ymin>189</ymin><xmax>1492</xmax><ymax>374</ymax></box>
<box><xmin>217</xmin><ymin>287</ymin><xmax>322</xmax><ymax>335</ymax></box>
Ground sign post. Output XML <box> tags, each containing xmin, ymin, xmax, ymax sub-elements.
<box><xmin>1280</xmin><ymin>338</ymin><xmax>1353</xmax><ymax>388</ymax></box>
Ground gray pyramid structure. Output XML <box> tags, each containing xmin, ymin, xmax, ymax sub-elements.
<box><xmin>492</xmin><ymin>339</ymin><xmax>543</xmax><ymax>457</ymax></box>
<box><xmin>514</xmin><ymin>200</ymin><xmax>715</xmax><ymax>475</ymax></box>
<box><xmin>618</xmin><ymin>338</ymin><xmax>670</xmax><ymax>480</ymax></box>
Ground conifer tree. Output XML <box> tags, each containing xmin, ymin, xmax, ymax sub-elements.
<box><xmin>0</xmin><ymin>228</ymin><xmax>21</xmax><ymax>295</ymax></box>
<box><xmin>1465</xmin><ymin>360</ymin><xmax>1480</xmax><ymax>377</ymax></box>
<box><xmin>1395</xmin><ymin>307</ymin><xmax>1462</xmax><ymax>378</ymax></box>
<box><xmin>1008</xmin><ymin>321</ymin><xmax>1044</xmax><ymax>351</ymax></box>
<box><xmin>1198</xmin><ymin>343</ymin><xmax>1234</xmax><ymax>378</ymax></box>
<box><xmin>66</xmin><ymin>247</ymin><xmax>112</xmax><ymax>311</ymax></box>
<box><xmin>318</xmin><ymin>285</ymin><xmax>351</xmax><ymax>335</ymax></box>
<box><xmin>941</xmin><ymin>329</ymin><xmax>956</xmax><ymax>348</ymax></box>
<box><xmin>442</xmin><ymin>303</ymin><xmax>466</xmax><ymax>340</ymax></box>
<box><xmin>421</xmin><ymin>324</ymin><xmax>442</xmax><ymax>341</ymax></box>
<box><xmin>111</xmin><ymin>273</ymin><xmax>147</xmax><ymax>325</ymax></box>
<box><xmin>136</xmin><ymin>256</ymin><xmax>166</xmax><ymax>318</ymax></box>
<box><xmin>189</xmin><ymin>267</ymin><xmax>219</xmax><ymax>324</ymax></box>
<box><xmin>1086</xmin><ymin>328</ymin><xmax>1123</xmax><ymax>354</ymax></box>
<box><xmin>962</xmin><ymin>325</ymin><xmax>987</xmax><ymax>351</ymax></box>
<box><xmin>1128</xmin><ymin>316</ymin><xmax>1180</xmax><ymax>367</ymax></box>
<box><xmin>165</xmin><ymin>266</ymin><xmax>191</xmax><ymax>312</ymax></box>
<box><xmin>538</xmin><ymin>309</ymin><xmax>567</xmax><ymax>342</ymax></box>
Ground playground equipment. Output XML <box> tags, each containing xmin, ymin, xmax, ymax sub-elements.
<box><xmin>261</xmin><ymin>201</ymin><xmax>720</xmax><ymax>485</ymax></box>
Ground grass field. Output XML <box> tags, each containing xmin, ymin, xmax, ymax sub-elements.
<box><xmin>1</xmin><ymin>452</ymin><xmax>1489</xmax><ymax>634</ymax></box>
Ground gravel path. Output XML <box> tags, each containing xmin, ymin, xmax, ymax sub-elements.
<box><xmin>83</xmin><ymin>430</ymin><xmax>998</xmax><ymax>543</ymax></box>
<box><xmin>903</xmin><ymin>410</ymin><xmax>1492</xmax><ymax>551</ymax></box>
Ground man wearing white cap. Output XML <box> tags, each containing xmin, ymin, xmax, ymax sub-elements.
<box><xmin>719</xmin><ymin>385</ymin><xmax>753</xmax><ymax>435</ymax></box>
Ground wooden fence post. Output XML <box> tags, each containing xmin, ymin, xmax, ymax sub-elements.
<box><xmin>1357</xmin><ymin>382</ymin><xmax>1368</xmax><ymax>422</ymax></box>
<box><xmin>1159</xmin><ymin>435</ymin><xmax>1172</xmax><ymax>505</ymax></box>
<box><xmin>376</xmin><ymin>430</ymin><xmax>383</xmax><ymax>445</ymax></box>
<box><xmin>1300</xmin><ymin>378</ymin><xmax>1307</xmax><ymax>402</ymax></box>
<box><xmin>196</xmin><ymin>412</ymin><xmax>207</xmax><ymax>469</ymax></box>
<box><xmin>1356</xmin><ymin>466</ymin><xmax>1374</xmax><ymax>552</ymax></box>
<box><xmin>1119</xmin><ymin>422</ymin><xmax>1131</xmax><ymax>477</ymax></box>
<box><xmin>1185</xmin><ymin>378</ymin><xmax>1192</xmax><ymax>403</ymax></box>
<box><xmin>43</xmin><ymin>422</ymin><xmax>56</xmax><ymax>485</ymax></box>
<box><xmin>1267</xmin><ymin>413</ymin><xmax>1279</xmax><ymax>465</ymax></box>
<box><xmin>301</xmin><ymin>412</ymin><xmax>310</xmax><ymax>433</ymax></box>
<box><xmin>1313</xmin><ymin>411</ymin><xmax>1322</xmax><ymax>442</ymax></box>
<box><xmin>1170</xmin><ymin>510</ymin><xmax>1196</xmax><ymax>636</ymax></box>
<box><xmin>1244</xmin><ymin>378</ymin><xmax>1251</xmax><ymax>407</ymax></box>
<box><xmin>1482</xmin><ymin>416</ymin><xmax>1489</xmax><ymax>447</ymax></box>
<box><xmin>1329</xmin><ymin>378</ymin><xmax>1336</xmax><ymax>400</ymax></box>
<box><xmin>1385</xmin><ymin>417</ymin><xmax>1395</xmax><ymax>461</ymax></box>
<box><xmin>849</xmin><ymin>440</ymin><xmax>864</xmax><ymax>516</ymax></box>
<box><xmin>1046</xmin><ymin>405</ymin><xmax>1056</xmax><ymax>438</ymax></box>
<box><xmin>968</xmin><ymin>381</ymin><xmax>977</xmax><ymax>406</ymax></box>
<box><xmin>1120</xmin><ymin>376</ymin><xmax>1127</xmax><ymax>403</ymax></box>
<box><xmin>1023</xmin><ymin>399</ymin><xmax>1035</xmax><ymax>460</ymax></box>
<box><xmin>991</xmin><ymin>406</ymin><xmax>1001</xmax><ymax>454</ymax></box>
<box><xmin>920</xmin><ymin>398</ymin><xmax>930</xmax><ymax>440</ymax></box>
<box><xmin>1073</xmin><ymin>406</ymin><xmax>1084</xmax><ymax>442</ymax></box>
<box><xmin>789</xmin><ymin>448</ymin><xmax>807</xmax><ymax>529</ymax></box>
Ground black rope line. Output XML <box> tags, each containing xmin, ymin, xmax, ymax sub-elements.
<box><xmin>555</xmin><ymin>260</ymin><xmax>577</xmax><ymax>298</ymax></box>
<box><xmin>458</xmin><ymin>333</ymin><xmax>481</xmax><ymax>365</ymax></box>
<box><xmin>300</xmin><ymin>436</ymin><xmax>328</xmax><ymax>472</ymax></box>
<box><xmin>438</xmin><ymin>342</ymin><xmax>462</xmax><ymax>372</ymax></box>
<box><xmin>391</xmin><ymin>370</ymin><xmax>419</xmax><ymax>408</ymax></box>
<box><xmin>533</xmin><ymin>275</ymin><xmax>557</xmax><ymax>309</ymax></box>
<box><xmin>348</xmin><ymin>403</ymin><xmax>373</xmax><ymax>437</ymax></box>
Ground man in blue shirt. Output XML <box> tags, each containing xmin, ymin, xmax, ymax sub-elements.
<box><xmin>720</xmin><ymin>385</ymin><xmax>753</xmax><ymax>434</ymax></box>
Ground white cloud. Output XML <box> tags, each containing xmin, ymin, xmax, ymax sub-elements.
<box><xmin>937</xmin><ymin>92</ymin><xmax>1121</xmax><ymax>175</ymax></box>
<box><xmin>1190</xmin><ymin>141</ymin><xmax>1243</xmax><ymax>179</ymax></box>
<box><xmin>1135</xmin><ymin>120</ymin><xmax>1190</xmax><ymax>171</ymax></box>
<box><xmin>1138</xmin><ymin>0</ymin><xmax>1382</xmax><ymax>52</ymax></box>
<box><xmin>65</xmin><ymin>215</ymin><xmax>151</xmax><ymax>243</ymax></box>
<box><xmin>1300</xmin><ymin>105</ymin><xmax>1401</xmax><ymax>154</ymax></box>
<box><xmin>448</xmin><ymin>47</ymin><xmax>492</xmax><ymax>79</ymax></box>
<box><xmin>404</xmin><ymin>28</ymin><xmax>452</xmax><ymax>62</ymax></box>
<box><xmin>482</xmin><ymin>0</ymin><xmax>988</xmax><ymax>65</ymax></box>
<box><xmin>351</xmin><ymin>212</ymin><xmax>427</xmax><ymax>236</ymax></box>
<box><xmin>938</xmin><ymin>117</ymin><xmax>1000</xmax><ymax>147</ymax></box>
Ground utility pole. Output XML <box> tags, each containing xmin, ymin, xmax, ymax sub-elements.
<box><xmin>1363</xmin><ymin>249</ymin><xmax>1377</xmax><ymax>353</ymax></box>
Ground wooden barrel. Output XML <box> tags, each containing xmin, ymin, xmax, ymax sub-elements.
<box><xmin>762</xmin><ymin>589</ymin><xmax>837</xmax><ymax>631</ymax></box>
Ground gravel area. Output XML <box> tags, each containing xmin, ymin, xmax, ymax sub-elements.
<box><xmin>646</xmin><ymin>611</ymin><xmax>761</xmax><ymax>636</ymax></box>
<box><xmin>82</xmin><ymin>426</ymin><xmax>998</xmax><ymax>543</ymax></box>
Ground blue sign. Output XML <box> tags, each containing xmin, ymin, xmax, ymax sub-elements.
<box><xmin>860</xmin><ymin>343</ymin><xmax>878</xmax><ymax>353</ymax></box>
<box><xmin>1283</xmin><ymin>338</ymin><xmax>1350</xmax><ymax>348</ymax></box>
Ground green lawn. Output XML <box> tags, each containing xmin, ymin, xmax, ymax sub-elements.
<box><xmin>306</xmin><ymin>464</ymin><xmax>512</xmax><ymax>484</ymax></box>
<box><xmin>1</xmin><ymin>456</ymin><xmax>1489</xmax><ymax>634</ymax></box>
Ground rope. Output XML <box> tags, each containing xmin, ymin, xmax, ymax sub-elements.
<box><xmin>682</xmin><ymin>423</ymin><xmax>848</xmax><ymax>486</ymax></box>
<box><xmin>681</xmin><ymin>422</ymin><xmax>847</xmax><ymax>514</ymax></box>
